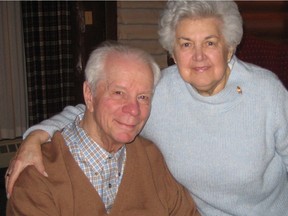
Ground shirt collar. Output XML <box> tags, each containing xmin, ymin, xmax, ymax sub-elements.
<box><xmin>72</xmin><ymin>113</ymin><xmax>126</xmax><ymax>174</ymax></box>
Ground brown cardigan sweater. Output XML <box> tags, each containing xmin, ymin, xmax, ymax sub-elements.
<box><xmin>7</xmin><ymin>132</ymin><xmax>200</xmax><ymax>216</ymax></box>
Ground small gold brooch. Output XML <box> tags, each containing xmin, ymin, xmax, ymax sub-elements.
<box><xmin>237</xmin><ymin>86</ymin><xmax>242</xmax><ymax>94</ymax></box>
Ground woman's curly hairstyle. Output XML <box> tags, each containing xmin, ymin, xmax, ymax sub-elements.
<box><xmin>158</xmin><ymin>0</ymin><xmax>243</xmax><ymax>55</ymax></box>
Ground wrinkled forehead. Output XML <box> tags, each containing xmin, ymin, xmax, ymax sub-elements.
<box><xmin>107</xmin><ymin>52</ymin><xmax>151</xmax><ymax>72</ymax></box>
<box><xmin>103</xmin><ymin>53</ymin><xmax>154</xmax><ymax>88</ymax></box>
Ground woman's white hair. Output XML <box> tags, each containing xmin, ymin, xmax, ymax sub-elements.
<box><xmin>85</xmin><ymin>41</ymin><xmax>161</xmax><ymax>94</ymax></box>
<box><xmin>158</xmin><ymin>0</ymin><xmax>243</xmax><ymax>55</ymax></box>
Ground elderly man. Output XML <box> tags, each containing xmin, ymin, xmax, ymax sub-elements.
<box><xmin>6</xmin><ymin>41</ymin><xmax>200</xmax><ymax>216</ymax></box>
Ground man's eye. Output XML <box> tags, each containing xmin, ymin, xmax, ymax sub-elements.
<box><xmin>138</xmin><ymin>95</ymin><xmax>148</xmax><ymax>100</ymax></box>
<box><xmin>114</xmin><ymin>91</ymin><xmax>123</xmax><ymax>95</ymax></box>
<box><xmin>137</xmin><ymin>95</ymin><xmax>151</xmax><ymax>104</ymax></box>
<box><xmin>111</xmin><ymin>90</ymin><xmax>125</xmax><ymax>98</ymax></box>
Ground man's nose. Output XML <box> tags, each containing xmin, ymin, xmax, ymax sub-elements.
<box><xmin>122</xmin><ymin>99</ymin><xmax>140</xmax><ymax>116</ymax></box>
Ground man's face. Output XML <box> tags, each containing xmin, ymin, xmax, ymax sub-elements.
<box><xmin>85</xmin><ymin>53</ymin><xmax>154</xmax><ymax>151</ymax></box>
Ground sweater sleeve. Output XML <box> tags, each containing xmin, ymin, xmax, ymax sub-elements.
<box><xmin>6</xmin><ymin>167</ymin><xmax>60</xmax><ymax>216</ymax></box>
<box><xmin>146</xmin><ymin>141</ymin><xmax>200</xmax><ymax>216</ymax></box>
<box><xmin>274</xmin><ymin>85</ymin><xmax>288</xmax><ymax>172</ymax></box>
<box><xmin>23</xmin><ymin>104</ymin><xmax>85</xmax><ymax>139</ymax></box>
<box><xmin>162</xmin><ymin>164</ymin><xmax>201</xmax><ymax>216</ymax></box>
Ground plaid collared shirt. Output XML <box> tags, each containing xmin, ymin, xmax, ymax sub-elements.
<box><xmin>62</xmin><ymin>113</ymin><xmax>126</xmax><ymax>212</ymax></box>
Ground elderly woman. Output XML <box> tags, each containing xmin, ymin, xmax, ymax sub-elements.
<box><xmin>6</xmin><ymin>0</ymin><xmax>288</xmax><ymax>215</ymax></box>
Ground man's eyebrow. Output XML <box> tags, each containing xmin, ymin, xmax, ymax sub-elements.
<box><xmin>107</xmin><ymin>82</ymin><xmax>154</xmax><ymax>94</ymax></box>
<box><xmin>140</xmin><ymin>91</ymin><xmax>154</xmax><ymax>95</ymax></box>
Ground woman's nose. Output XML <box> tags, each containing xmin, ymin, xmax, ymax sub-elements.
<box><xmin>193</xmin><ymin>46</ymin><xmax>205</xmax><ymax>61</ymax></box>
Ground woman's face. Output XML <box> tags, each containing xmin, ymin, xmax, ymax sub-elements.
<box><xmin>173</xmin><ymin>17</ymin><xmax>233</xmax><ymax>96</ymax></box>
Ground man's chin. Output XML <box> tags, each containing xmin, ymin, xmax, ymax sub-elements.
<box><xmin>115</xmin><ymin>133</ymin><xmax>138</xmax><ymax>144</ymax></box>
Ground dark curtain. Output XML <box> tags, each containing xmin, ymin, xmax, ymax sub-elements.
<box><xmin>22</xmin><ymin>1</ymin><xmax>75</xmax><ymax>125</ymax></box>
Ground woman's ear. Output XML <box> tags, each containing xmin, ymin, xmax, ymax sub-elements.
<box><xmin>227</xmin><ymin>48</ymin><xmax>234</xmax><ymax>63</ymax></box>
<box><xmin>170</xmin><ymin>52</ymin><xmax>177</xmax><ymax>64</ymax></box>
<box><xmin>168</xmin><ymin>51</ymin><xmax>177</xmax><ymax>65</ymax></box>
<box><xmin>83</xmin><ymin>81</ymin><xmax>94</xmax><ymax>113</ymax></box>
<box><xmin>172</xmin><ymin>56</ymin><xmax>177</xmax><ymax>64</ymax></box>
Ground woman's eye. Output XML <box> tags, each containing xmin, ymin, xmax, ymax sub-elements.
<box><xmin>207</xmin><ymin>41</ymin><xmax>215</xmax><ymax>46</ymax></box>
<box><xmin>182</xmin><ymin>42</ymin><xmax>190</xmax><ymax>48</ymax></box>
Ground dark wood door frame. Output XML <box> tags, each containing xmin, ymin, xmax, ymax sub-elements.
<box><xmin>71</xmin><ymin>1</ymin><xmax>117</xmax><ymax>104</ymax></box>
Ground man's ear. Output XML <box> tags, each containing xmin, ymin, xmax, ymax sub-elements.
<box><xmin>83</xmin><ymin>81</ymin><xmax>94</xmax><ymax>113</ymax></box>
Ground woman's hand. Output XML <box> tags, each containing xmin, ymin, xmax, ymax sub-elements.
<box><xmin>5</xmin><ymin>130</ymin><xmax>50</xmax><ymax>198</ymax></box>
